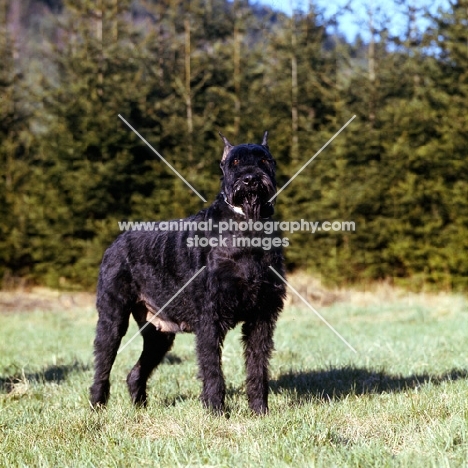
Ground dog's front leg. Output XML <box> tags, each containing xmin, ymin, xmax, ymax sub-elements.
<box><xmin>242</xmin><ymin>320</ymin><xmax>275</xmax><ymax>415</ymax></box>
<box><xmin>195</xmin><ymin>320</ymin><xmax>227</xmax><ymax>414</ymax></box>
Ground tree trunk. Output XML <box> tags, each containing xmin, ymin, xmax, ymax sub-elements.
<box><xmin>291</xmin><ymin>17</ymin><xmax>299</xmax><ymax>161</ymax></box>
<box><xmin>185</xmin><ymin>18</ymin><xmax>193</xmax><ymax>161</ymax></box>
<box><xmin>233</xmin><ymin>21</ymin><xmax>241</xmax><ymax>137</ymax></box>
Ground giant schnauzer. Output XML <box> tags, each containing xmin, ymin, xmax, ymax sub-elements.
<box><xmin>90</xmin><ymin>132</ymin><xmax>286</xmax><ymax>414</ymax></box>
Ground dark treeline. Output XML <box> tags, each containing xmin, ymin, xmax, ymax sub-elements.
<box><xmin>1</xmin><ymin>0</ymin><xmax>467</xmax><ymax>290</ymax></box>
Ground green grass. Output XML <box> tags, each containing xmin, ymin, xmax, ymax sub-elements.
<box><xmin>1</xmin><ymin>293</ymin><xmax>468</xmax><ymax>467</ymax></box>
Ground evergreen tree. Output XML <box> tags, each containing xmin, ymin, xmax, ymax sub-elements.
<box><xmin>36</xmin><ymin>0</ymin><xmax>158</xmax><ymax>287</ymax></box>
<box><xmin>0</xmin><ymin>1</ymin><xmax>35</xmax><ymax>286</ymax></box>
<box><xmin>0</xmin><ymin>0</ymin><xmax>467</xmax><ymax>291</ymax></box>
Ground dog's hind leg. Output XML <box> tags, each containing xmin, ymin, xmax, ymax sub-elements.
<box><xmin>90</xmin><ymin>295</ymin><xmax>131</xmax><ymax>408</ymax></box>
<box><xmin>127</xmin><ymin>306</ymin><xmax>175</xmax><ymax>407</ymax></box>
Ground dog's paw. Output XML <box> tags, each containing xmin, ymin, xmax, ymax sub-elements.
<box><xmin>249</xmin><ymin>401</ymin><xmax>269</xmax><ymax>416</ymax></box>
<box><xmin>201</xmin><ymin>395</ymin><xmax>225</xmax><ymax>416</ymax></box>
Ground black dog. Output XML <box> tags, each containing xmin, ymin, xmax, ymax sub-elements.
<box><xmin>90</xmin><ymin>132</ymin><xmax>286</xmax><ymax>414</ymax></box>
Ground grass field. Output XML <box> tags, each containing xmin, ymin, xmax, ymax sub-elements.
<box><xmin>1</xmin><ymin>283</ymin><xmax>468</xmax><ymax>467</ymax></box>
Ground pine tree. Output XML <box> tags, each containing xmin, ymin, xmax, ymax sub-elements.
<box><xmin>0</xmin><ymin>1</ymin><xmax>35</xmax><ymax>286</ymax></box>
<box><xmin>36</xmin><ymin>0</ymin><xmax>159</xmax><ymax>287</ymax></box>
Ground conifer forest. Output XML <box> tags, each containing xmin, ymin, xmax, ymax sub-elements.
<box><xmin>1</xmin><ymin>0</ymin><xmax>467</xmax><ymax>290</ymax></box>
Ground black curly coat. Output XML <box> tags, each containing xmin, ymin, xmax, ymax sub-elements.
<box><xmin>90</xmin><ymin>133</ymin><xmax>286</xmax><ymax>414</ymax></box>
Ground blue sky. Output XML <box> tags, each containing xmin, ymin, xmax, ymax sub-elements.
<box><xmin>255</xmin><ymin>0</ymin><xmax>451</xmax><ymax>41</ymax></box>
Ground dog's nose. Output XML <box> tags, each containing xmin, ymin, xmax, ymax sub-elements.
<box><xmin>242</xmin><ymin>174</ymin><xmax>258</xmax><ymax>186</ymax></box>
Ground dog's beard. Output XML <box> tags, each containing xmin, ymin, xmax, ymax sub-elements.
<box><xmin>231</xmin><ymin>174</ymin><xmax>276</xmax><ymax>221</ymax></box>
<box><xmin>240</xmin><ymin>194</ymin><xmax>274</xmax><ymax>220</ymax></box>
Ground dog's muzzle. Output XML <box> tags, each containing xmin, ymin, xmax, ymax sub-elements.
<box><xmin>227</xmin><ymin>173</ymin><xmax>276</xmax><ymax>220</ymax></box>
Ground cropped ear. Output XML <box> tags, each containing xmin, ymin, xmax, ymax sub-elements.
<box><xmin>218</xmin><ymin>131</ymin><xmax>233</xmax><ymax>162</ymax></box>
<box><xmin>261</xmin><ymin>130</ymin><xmax>268</xmax><ymax>148</ymax></box>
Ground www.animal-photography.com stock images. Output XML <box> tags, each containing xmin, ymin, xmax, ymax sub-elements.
<box><xmin>1</xmin><ymin>0</ymin><xmax>468</xmax><ymax>466</ymax></box>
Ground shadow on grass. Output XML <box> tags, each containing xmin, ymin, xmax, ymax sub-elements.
<box><xmin>163</xmin><ymin>354</ymin><xmax>183</xmax><ymax>365</ymax></box>
<box><xmin>0</xmin><ymin>361</ymin><xmax>90</xmax><ymax>393</ymax></box>
<box><xmin>271</xmin><ymin>366</ymin><xmax>468</xmax><ymax>402</ymax></box>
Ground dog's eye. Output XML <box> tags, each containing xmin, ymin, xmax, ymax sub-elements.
<box><xmin>232</xmin><ymin>159</ymin><xmax>239</xmax><ymax>166</ymax></box>
<box><xmin>261</xmin><ymin>158</ymin><xmax>269</xmax><ymax>164</ymax></box>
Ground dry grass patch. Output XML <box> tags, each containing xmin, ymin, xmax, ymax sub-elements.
<box><xmin>0</xmin><ymin>287</ymin><xmax>95</xmax><ymax>313</ymax></box>
<box><xmin>286</xmin><ymin>271</ymin><xmax>466</xmax><ymax>314</ymax></box>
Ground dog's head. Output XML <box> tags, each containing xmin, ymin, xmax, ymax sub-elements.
<box><xmin>219</xmin><ymin>132</ymin><xmax>277</xmax><ymax>220</ymax></box>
